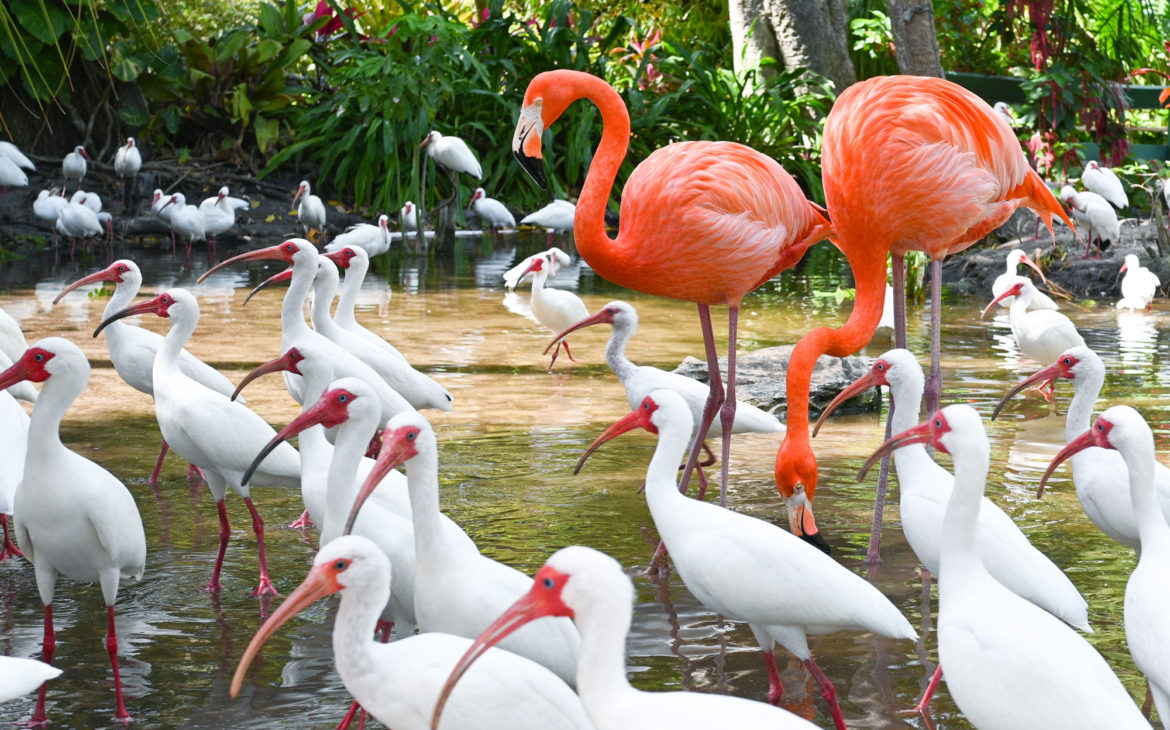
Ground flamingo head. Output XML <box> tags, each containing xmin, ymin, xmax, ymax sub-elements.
<box><xmin>511</xmin><ymin>73</ymin><xmax>591</xmax><ymax>189</ymax></box>
<box><xmin>54</xmin><ymin>260</ymin><xmax>140</xmax><ymax>304</ymax></box>
<box><xmin>197</xmin><ymin>238</ymin><xmax>312</xmax><ymax>284</ymax></box>
<box><xmin>981</xmin><ymin>280</ymin><xmax>1025</xmax><ymax>318</ymax></box>
<box><xmin>774</xmin><ymin>439</ymin><xmax>828</xmax><ymax>555</ymax></box>
<box><xmin>1039</xmin><ymin>406</ymin><xmax>1146</xmax><ymax>497</ymax></box>
<box><xmin>345</xmin><ymin>411</ymin><xmax>435</xmax><ymax>535</ymax></box>
<box><xmin>94</xmin><ymin>291</ymin><xmax>182</xmax><ymax>336</ymax></box>
<box><xmin>230</xmin><ymin>535</ymin><xmax>389</xmax><ymax>699</ymax></box>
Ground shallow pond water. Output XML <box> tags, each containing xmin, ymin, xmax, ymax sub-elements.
<box><xmin>0</xmin><ymin>236</ymin><xmax>1165</xmax><ymax>729</ymax></box>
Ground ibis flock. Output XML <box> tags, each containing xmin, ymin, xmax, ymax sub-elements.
<box><xmin>0</xmin><ymin>71</ymin><xmax>1168</xmax><ymax>730</ymax></box>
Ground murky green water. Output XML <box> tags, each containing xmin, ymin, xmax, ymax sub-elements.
<box><xmin>0</xmin><ymin>236</ymin><xmax>1163</xmax><ymax>728</ymax></box>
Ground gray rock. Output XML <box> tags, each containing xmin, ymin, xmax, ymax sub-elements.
<box><xmin>672</xmin><ymin>345</ymin><xmax>879</xmax><ymax>420</ymax></box>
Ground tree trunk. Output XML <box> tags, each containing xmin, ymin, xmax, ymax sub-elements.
<box><xmin>886</xmin><ymin>0</ymin><xmax>944</xmax><ymax>77</ymax></box>
<box><xmin>728</xmin><ymin>0</ymin><xmax>856</xmax><ymax>93</ymax></box>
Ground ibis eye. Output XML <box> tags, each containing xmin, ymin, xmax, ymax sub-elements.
<box><xmin>118</xmin><ymin>266</ymin><xmax>127</xmax><ymax>272</ymax></box>
<box><xmin>338</xmin><ymin>394</ymin><xmax>348</xmax><ymax>402</ymax></box>
<box><xmin>934</xmin><ymin>419</ymin><xmax>942</xmax><ymax>427</ymax></box>
<box><xmin>406</xmin><ymin>431</ymin><xmax>416</xmax><ymax>441</ymax></box>
<box><xmin>876</xmin><ymin>363</ymin><xmax>885</xmax><ymax>371</ymax></box>
<box><xmin>33</xmin><ymin>353</ymin><xmax>44</xmax><ymax>362</ymax></box>
<box><xmin>285</xmin><ymin>243</ymin><xmax>295</xmax><ymax>252</ymax></box>
<box><xmin>1063</xmin><ymin>357</ymin><xmax>1071</xmax><ymax>365</ymax></box>
<box><xmin>542</xmin><ymin>577</ymin><xmax>554</xmax><ymax>589</ymax></box>
<box><xmin>333</xmin><ymin>559</ymin><xmax>348</xmax><ymax>571</ymax></box>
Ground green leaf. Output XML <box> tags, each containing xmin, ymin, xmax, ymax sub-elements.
<box><xmin>10</xmin><ymin>0</ymin><xmax>70</xmax><ymax>45</ymax></box>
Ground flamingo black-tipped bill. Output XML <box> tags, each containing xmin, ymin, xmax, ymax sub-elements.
<box><xmin>858</xmin><ymin>419</ymin><xmax>937</xmax><ymax>481</ymax></box>
<box><xmin>54</xmin><ymin>262</ymin><xmax>125</xmax><ymax>304</ymax></box>
<box><xmin>430</xmin><ymin>565</ymin><xmax>571</xmax><ymax>730</ymax></box>
<box><xmin>232</xmin><ymin>348</ymin><xmax>305</xmax><ymax>402</ymax></box>
<box><xmin>196</xmin><ymin>240</ymin><xmax>301</xmax><ymax>285</ymax></box>
<box><xmin>94</xmin><ymin>294</ymin><xmax>171</xmax><ymax>337</ymax></box>
<box><xmin>543</xmin><ymin>308</ymin><xmax>612</xmax><ymax>356</ymax></box>
<box><xmin>244</xmin><ymin>267</ymin><xmax>293</xmax><ymax>305</ymax></box>
<box><xmin>230</xmin><ymin>561</ymin><xmax>342</xmax><ymax>698</ymax></box>
<box><xmin>991</xmin><ymin>363</ymin><xmax>1061</xmax><ymax>420</ymax></box>
<box><xmin>981</xmin><ymin>283</ymin><xmax>1023</xmax><ymax>319</ymax></box>
<box><xmin>512</xmin><ymin>103</ymin><xmax>548</xmax><ymax>190</ymax></box>
<box><xmin>813</xmin><ymin>368</ymin><xmax>883</xmax><ymax>437</ymax></box>
<box><xmin>244</xmin><ymin>385</ymin><xmax>356</xmax><ymax>486</ymax></box>
<box><xmin>573</xmin><ymin>397</ymin><xmax>659</xmax><ymax>475</ymax></box>
<box><xmin>1037</xmin><ymin>427</ymin><xmax>1099</xmax><ymax>498</ymax></box>
<box><xmin>344</xmin><ymin>424</ymin><xmax>418</xmax><ymax>536</ymax></box>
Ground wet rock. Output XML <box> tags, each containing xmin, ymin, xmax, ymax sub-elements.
<box><xmin>673</xmin><ymin>345</ymin><xmax>878</xmax><ymax>420</ymax></box>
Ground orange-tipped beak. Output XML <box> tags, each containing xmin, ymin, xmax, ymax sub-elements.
<box><xmin>981</xmin><ymin>286</ymin><xmax>1021</xmax><ymax>318</ymax></box>
<box><xmin>244</xmin><ymin>267</ymin><xmax>293</xmax><ymax>305</ymax></box>
<box><xmin>197</xmin><ymin>243</ymin><xmax>296</xmax><ymax>285</ymax></box>
<box><xmin>94</xmin><ymin>295</ymin><xmax>168</xmax><ymax>337</ymax></box>
<box><xmin>344</xmin><ymin>428</ymin><xmax>414</xmax><ymax>535</ymax></box>
<box><xmin>572</xmin><ymin>405</ymin><xmax>655</xmax><ymax>476</ymax></box>
<box><xmin>991</xmin><ymin>363</ymin><xmax>1061</xmax><ymax>420</ymax></box>
<box><xmin>229</xmin><ymin>564</ymin><xmax>339</xmax><ymax>698</ymax></box>
<box><xmin>858</xmin><ymin>420</ymin><xmax>935</xmax><ymax>481</ymax></box>
<box><xmin>543</xmin><ymin>308</ymin><xmax>611</xmax><ymax>356</ymax></box>
<box><xmin>1037</xmin><ymin>428</ymin><xmax>1098</xmax><ymax>498</ymax></box>
<box><xmin>54</xmin><ymin>264</ymin><xmax>121</xmax><ymax>304</ymax></box>
<box><xmin>813</xmin><ymin>369</ymin><xmax>883</xmax><ymax>437</ymax></box>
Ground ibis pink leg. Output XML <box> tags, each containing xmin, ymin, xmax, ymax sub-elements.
<box><xmin>288</xmin><ymin>510</ymin><xmax>314</xmax><ymax>530</ymax></box>
<box><xmin>375</xmin><ymin>620</ymin><xmax>393</xmax><ymax>643</ymax></box>
<box><xmin>149</xmin><ymin>439</ymin><xmax>169</xmax><ymax>485</ymax></box>
<box><xmin>335</xmin><ymin>701</ymin><xmax>360</xmax><ymax>730</ymax></box>
<box><xmin>106</xmin><ymin>605</ymin><xmax>131</xmax><ymax>722</ymax></box>
<box><xmin>924</xmin><ymin>259</ymin><xmax>943</xmax><ymax>414</ymax></box>
<box><xmin>207</xmin><ymin>499</ymin><xmax>231</xmax><ymax>592</ymax></box>
<box><xmin>679</xmin><ymin>304</ymin><xmax>726</xmax><ymax>494</ymax></box>
<box><xmin>31</xmin><ymin>605</ymin><xmax>55</xmax><ymax>725</ymax></box>
<box><xmin>562</xmin><ymin>341</ymin><xmax>576</xmax><ymax>362</ymax></box>
<box><xmin>914</xmin><ymin>666</ymin><xmax>944</xmax><ymax>713</ymax></box>
<box><xmin>188</xmin><ymin>463</ymin><xmax>205</xmax><ymax>482</ymax></box>
<box><xmin>0</xmin><ymin>514</ymin><xmax>23</xmax><ymax>561</ymax></box>
<box><xmin>763</xmin><ymin>649</ymin><xmax>785</xmax><ymax>705</ymax></box>
<box><xmin>244</xmin><ymin>498</ymin><xmax>279</xmax><ymax>597</ymax></box>
<box><xmin>803</xmin><ymin>657</ymin><xmax>848</xmax><ymax>730</ymax></box>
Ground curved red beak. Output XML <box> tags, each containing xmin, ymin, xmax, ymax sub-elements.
<box><xmin>573</xmin><ymin>400</ymin><xmax>657</xmax><ymax>475</ymax></box>
<box><xmin>813</xmin><ymin>368</ymin><xmax>883</xmax><ymax>437</ymax></box>
<box><xmin>981</xmin><ymin>285</ymin><xmax>1022</xmax><ymax>318</ymax></box>
<box><xmin>94</xmin><ymin>294</ymin><xmax>168</xmax><ymax>337</ymax></box>
<box><xmin>991</xmin><ymin>363</ymin><xmax>1061</xmax><ymax>420</ymax></box>
<box><xmin>197</xmin><ymin>242</ymin><xmax>298</xmax><ymax>285</ymax></box>
<box><xmin>54</xmin><ymin>263</ymin><xmax>121</xmax><ymax>304</ymax></box>
<box><xmin>242</xmin><ymin>386</ymin><xmax>350</xmax><ymax>487</ymax></box>
<box><xmin>344</xmin><ymin>425</ymin><xmax>415</xmax><ymax>535</ymax></box>
<box><xmin>244</xmin><ymin>267</ymin><xmax>293</xmax><ymax>305</ymax></box>
<box><xmin>543</xmin><ymin>308</ymin><xmax>613</xmax><ymax>356</ymax></box>
<box><xmin>858</xmin><ymin>419</ymin><xmax>936</xmax><ymax>481</ymax></box>
<box><xmin>1037</xmin><ymin>427</ymin><xmax>1100</xmax><ymax>498</ymax></box>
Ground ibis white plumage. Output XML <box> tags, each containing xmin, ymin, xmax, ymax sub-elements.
<box><xmin>521</xmin><ymin>252</ymin><xmax>589</xmax><ymax>368</ymax></box>
<box><xmin>1118</xmin><ymin>254</ymin><xmax>1159</xmax><ymax>310</ymax></box>
<box><xmin>1081</xmin><ymin>160</ymin><xmax>1128</xmax><ymax>209</ymax></box>
<box><xmin>0</xmin><ymin>141</ymin><xmax>35</xmax><ymax>172</ymax></box>
<box><xmin>61</xmin><ymin>145</ymin><xmax>89</xmax><ymax>192</ymax></box>
<box><xmin>983</xmin><ymin>277</ymin><xmax>1085</xmax><ymax>391</ymax></box>
<box><xmin>992</xmin><ymin>249</ymin><xmax>1058</xmax><ymax>310</ymax></box>
<box><xmin>468</xmin><ymin>187</ymin><xmax>515</xmax><ymax>241</ymax></box>
<box><xmin>0</xmin><ymin>307</ymin><xmax>37</xmax><ymax>403</ymax></box>
<box><xmin>0</xmin><ymin>156</ymin><xmax>28</xmax><ymax>191</ymax></box>
<box><xmin>503</xmin><ymin>246</ymin><xmax>570</xmax><ymax>291</ymax></box>
<box><xmin>520</xmin><ymin>199</ymin><xmax>575</xmax><ymax>246</ymax></box>
<box><xmin>293</xmin><ymin>179</ymin><xmax>327</xmax><ymax>237</ymax></box>
<box><xmin>1060</xmin><ymin>185</ymin><xmax>1120</xmax><ymax>258</ymax></box>
<box><xmin>325</xmin><ymin>213</ymin><xmax>393</xmax><ymax>257</ymax></box>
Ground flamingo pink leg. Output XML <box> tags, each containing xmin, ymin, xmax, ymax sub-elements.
<box><xmin>31</xmin><ymin>605</ymin><xmax>55</xmax><ymax>725</ymax></box>
<box><xmin>206</xmin><ymin>500</ymin><xmax>231</xmax><ymax>592</ymax></box>
<box><xmin>244</xmin><ymin>498</ymin><xmax>279</xmax><ymax>597</ymax></box>
<box><xmin>867</xmin><ymin>253</ymin><xmax>906</xmax><ymax>563</ymax></box>
<box><xmin>914</xmin><ymin>665</ymin><xmax>944</xmax><ymax>713</ymax></box>
<box><xmin>679</xmin><ymin>304</ymin><xmax>726</xmax><ymax>495</ymax></box>
<box><xmin>106</xmin><ymin>605</ymin><xmax>131</xmax><ymax>722</ymax></box>
<box><xmin>715</xmin><ymin>304</ymin><xmax>740</xmax><ymax>508</ymax></box>
<box><xmin>288</xmin><ymin>510</ymin><xmax>314</xmax><ymax>530</ymax></box>
<box><xmin>924</xmin><ymin>260</ymin><xmax>943</xmax><ymax>414</ymax></box>
<box><xmin>763</xmin><ymin>649</ymin><xmax>785</xmax><ymax>705</ymax></box>
<box><xmin>0</xmin><ymin>514</ymin><xmax>23</xmax><ymax>561</ymax></box>
<box><xmin>803</xmin><ymin>657</ymin><xmax>848</xmax><ymax>730</ymax></box>
<box><xmin>149</xmin><ymin>439</ymin><xmax>169</xmax><ymax>485</ymax></box>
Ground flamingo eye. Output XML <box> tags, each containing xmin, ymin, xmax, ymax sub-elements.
<box><xmin>542</xmin><ymin>576</ymin><xmax>554</xmax><ymax>589</ymax></box>
<box><xmin>333</xmin><ymin>559</ymin><xmax>350</xmax><ymax>571</ymax></box>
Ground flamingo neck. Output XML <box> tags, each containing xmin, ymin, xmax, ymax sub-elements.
<box><xmin>605</xmin><ymin>320</ymin><xmax>637</xmax><ymax>383</ymax></box>
<box><xmin>572</xmin><ymin>576</ymin><xmax>639</xmax><ymax>708</ymax></box>
<box><xmin>323</xmin><ymin>415</ymin><xmax>377</xmax><ymax>544</ymax></box>
<box><xmin>281</xmin><ymin>263</ymin><xmax>316</xmax><ymax>342</ymax></box>
<box><xmin>1118</xmin><ymin>436</ymin><xmax>1170</xmax><ymax>552</ymax></box>
<box><xmin>334</xmin><ymin>263</ymin><xmax>367</xmax><ymax>330</ymax></box>
<box><xmin>405</xmin><ymin>442</ymin><xmax>446</xmax><ymax>569</ymax></box>
<box><xmin>27</xmin><ymin>373</ymin><xmax>86</xmax><ymax>457</ymax></box>
<box><xmin>570</xmin><ymin>74</ymin><xmax>631</xmax><ymax>279</ymax></box>
<box><xmin>938</xmin><ymin>437</ymin><xmax>991</xmax><ymax>581</ymax></box>
<box><xmin>777</xmin><ymin>253</ymin><xmax>886</xmax><ymax>472</ymax></box>
<box><xmin>333</xmin><ymin>579</ymin><xmax>388</xmax><ymax>687</ymax></box>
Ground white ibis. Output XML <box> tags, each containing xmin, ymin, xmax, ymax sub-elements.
<box><xmin>1045</xmin><ymin>406</ymin><xmax>1170</xmax><ymax>724</ymax></box>
<box><xmin>1060</xmin><ymin>185</ymin><xmax>1120</xmax><ymax>258</ymax></box>
<box><xmin>113</xmin><ymin>137</ymin><xmax>141</xmax><ymax>201</ymax></box>
<box><xmin>520</xmin><ymin>199</ymin><xmax>575</xmax><ymax>246</ymax></box>
<box><xmin>1118</xmin><ymin>254</ymin><xmax>1159</xmax><ymax>310</ymax></box>
<box><xmin>436</xmin><ymin>544</ymin><xmax>820</xmax><ymax>730</ymax></box>
<box><xmin>867</xmin><ymin>405</ymin><xmax>1149</xmax><ymax>729</ymax></box>
<box><xmin>0</xmin><ymin>348</ymin><xmax>29</xmax><ymax>561</ymax></box>
<box><xmin>55</xmin><ymin>195</ymin><xmax>103</xmax><ymax>254</ymax></box>
<box><xmin>1081</xmin><ymin>160</ymin><xmax>1128</xmax><ymax>209</ymax></box>
<box><xmin>197</xmin><ymin>239</ymin><xmax>416</xmax><ymax>423</ymax></box>
<box><xmin>0</xmin><ymin>337</ymin><xmax>146</xmax><ymax>723</ymax></box>
<box><xmin>992</xmin><ymin>249</ymin><xmax>1058</xmax><ymax>310</ymax></box>
<box><xmin>201</xmin><ymin>185</ymin><xmax>249</xmax><ymax>212</ymax></box>
<box><xmin>982</xmin><ymin>278</ymin><xmax>1085</xmax><ymax>397</ymax></box>
<box><xmin>230</xmin><ymin>535</ymin><xmax>591</xmax><ymax>730</ymax></box>
<box><xmin>325</xmin><ymin>214</ymin><xmax>393</xmax><ymax>257</ymax></box>
<box><xmin>0</xmin><ymin>307</ymin><xmax>38</xmax><ymax>403</ymax></box>
<box><xmin>547</xmin><ymin>300</ymin><xmax>783</xmax><ymax>507</ymax></box>
<box><xmin>401</xmin><ymin>201</ymin><xmax>418</xmax><ymax>232</ymax></box>
<box><xmin>0</xmin><ymin>141</ymin><xmax>35</xmax><ymax>172</ymax></box>
<box><xmin>293</xmin><ymin>180</ymin><xmax>327</xmax><ymax>237</ymax></box>
<box><xmin>503</xmin><ymin>247</ymin><xmax>570</xmax><ymax>291</ymax></box>
<box><xmin>993</xmin><ymin>101</ymin><xmax>1015</xmax><ymax>128</ymax></box>
<box><xmin>468</xmin><ymin>187</ymin><xmax>515</xmax><ymax>242</ymax></box>
<box><xmin>521</xmin><ymin>253</ymin><xmax>589</xmax><ymax>368</ymax></box>
<box><xmin>420</xmin><ymin>130</ymin><xmax>483</xmax><ymax>210</ymax></box>
<box><xmin>347</xmin><ymin>411</ymin><xmax>581</xmax><ymax>686</ymax></box>
<box><xmin>33</xmin><ymin>190</ymin><xmax>67</xmax><ymax>234</ymax></box>
<box><xmin>324</xmin><ymin>245</ymin><xmax>406</xmax><ymax>358</ymax></box>
<box><xmin>0</xmin><ymin>657</ymin><xmax>60</xmax><ymax>704</ymax></box>
<box><xmin>0</xmin><ymin>156</ymin><xmax>28</xmax><ymax>191</ymax></box>
<box><xmin>998</xmin><ymin>346</ymin><xmax>1170</xmax><ymax>548</ymax></box>
<box><xmin>575</xmin><ymin>389</ymin><xmax>915</xmax><ymax>728</ymax></box>
<box><xmin>61</xmin><ymin>145</ymin><xmax>89</xmax><ymax>193</ymax></box>
<box><xmin>309</xmin><ymin>256</ymin><xmax>452</xmax><ymax>412</ymax></box>
<box><xmin>822</xmin><ymin>349</ymin><xmax>1090</xmax><ymax>710</ymax></box>
<box><xmin>160</xmin><ymin>193</ymin><xmax>207</xmax><ymax>257</ymax></box>
<box><xmin>198</xmin><ymin>187</ymin><xmax>242</xmax><ymax>255</ymax></box>
<box><xmin>53</xmin><ymin>259</ymin><xmax>239</xmax><ymax>484</ymax></box>
<box><xmin>96</xmin><ymin>289</ymin><xmax>300</xmax><ymax>596</ymax></box>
